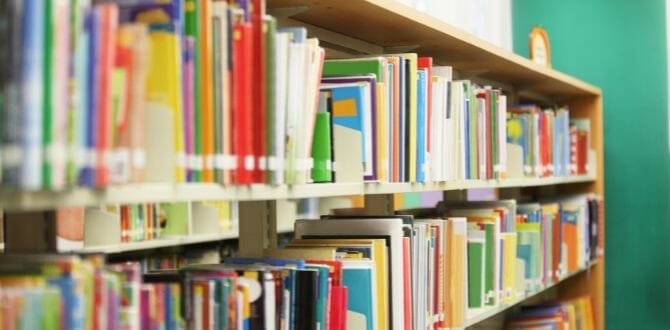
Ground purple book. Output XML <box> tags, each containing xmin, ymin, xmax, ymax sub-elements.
<box><xmin>321</xmin><ymin>75</ymin><xmax>378</xmax><ymax>181</ymax></box>
<box><xmin>182</xmin><ymin>37</ymin><xmax>195</xmax><ymax>181</ymax></box>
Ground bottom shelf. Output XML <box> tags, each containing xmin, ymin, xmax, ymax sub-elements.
<box><xmin>465</xmin><ymin>260</ymin><xmax>600</xmax><ymax>327</ymax></box>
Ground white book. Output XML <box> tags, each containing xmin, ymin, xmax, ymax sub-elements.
<box><xmin>284</xmin><ymin>40</ymin><xmax>306</xmax><ymax>184</ymax></box>
<box><xmin>273</xmin><ymin>32</ymin><xmax>290</xmax><ymax>185</ymax></box>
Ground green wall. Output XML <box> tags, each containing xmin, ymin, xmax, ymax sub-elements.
<box><xmin>513</xmin><ymin>0</ymin><xmax>670</xmax><ymax>328</ymax></box>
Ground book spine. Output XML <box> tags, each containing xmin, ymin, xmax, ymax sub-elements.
<box><xmin>1</xmin><ymin>0</ymin><xmax>23</xmax><ymax>187</ymax></box>
<box><xmin>20</xmin><ymin>0</ymin><xmax>45</xmax><ymax>190</ymax></box>
<box><xmin>232</xmin><ymin>22</ymin><xmax>254</xmax><ymax>184</ymax></box>
<box><xmin>94</xmin><ymin>4</ymin><xmax>118</xmax><ymax>187</ymax></box>
<box><xmin>200</xmin><ymin>0</ymin><xmax>214</xmax><ymax>182</ymax></box>
<box><xmin>252</xmin><ymin>0</ymin><xmax>267</xmax><ymax>183</ymax></box>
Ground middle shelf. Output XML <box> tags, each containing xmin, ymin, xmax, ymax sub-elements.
<box><xmin>0</xmin><ymin>174</ymin><xmax>596</xmax><ymax>211</ymax></box>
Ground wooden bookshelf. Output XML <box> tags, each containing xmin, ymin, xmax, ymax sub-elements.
<box><xmin>0</xmin><ymin>174</ymin><xmax>595</xmax><ymax>211</ymax></box>
<box><xmin>1</xmin><ymin>0</ymin><xmax>605</xmax><ymax>328</ymax></box>
<box><xmin>266</xmin><ymin>0</ymin><xmax>606</xmax><ymax>329</ymax></box>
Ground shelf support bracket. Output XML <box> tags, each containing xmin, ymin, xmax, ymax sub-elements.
<box><xmin>238</xmin><ymin>199</ymin><xmax>295</xmax><ymax>257</ymax></box>
<box><xmin>364</xmin><ymin>194</ymin><xmax>396</xmax><ymax>215</ymax></box>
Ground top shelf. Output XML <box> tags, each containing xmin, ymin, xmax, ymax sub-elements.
<box><xmin>0</xmin><ymin>174</ymin><xmax>595</xmax><ymax>211</ymax></box>
<box><xmin>267</xmin><ymin>0</ymin><xmax>601</xmax><ymax>99</ymax></box>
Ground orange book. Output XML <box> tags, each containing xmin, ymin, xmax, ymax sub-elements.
<box><xmin>562</xmin><ymin>212</ymin><xmax>579</xmax><ymax>272</ymax></box>
<box><xmin>200</xmin><ymin>0</ymin><xmax>215</xmax><ymax>182</ymax></box>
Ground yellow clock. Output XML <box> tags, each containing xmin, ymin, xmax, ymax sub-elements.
<box><xmin>529</xmin><ymin>27</ymin><xmax>551</xmax><ymax>68</ymax></box>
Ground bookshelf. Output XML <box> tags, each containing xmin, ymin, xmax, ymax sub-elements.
<box><xmin>1</xmin><ymin>0</ymin><xmax>604</xmax><ymax>328</ymax></box>
<box><xmin>265</xmin><ymin>0</ymin><xmax>605</xmax><ymax>329</ymax></box>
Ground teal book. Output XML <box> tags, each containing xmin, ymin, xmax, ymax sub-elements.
<box><xmin>342</xmin><ymin>259</ymin><xmax>376</xmax><ymax>330</ymax></box>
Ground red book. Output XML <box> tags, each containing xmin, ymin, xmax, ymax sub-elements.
<box><xmin>570</xmin><ymin>125</ymin><xmax>578</xmax><ymax>174</ymax></box>
<box><xmin>95</xmin><ymin>4</ymin><xmax>118</xmax><ymax>186</ymax></box>
<box><xmin>418</xmin><ymin>57</ymin><xmax>433</xmax><ymax>161</ymax></box>
<box><xmin>403</xmin><ymin>237</ymin><xmax>412</xmax><ymax>330</ymax></box>
<box><xmin>329</xmin><ymin>286</ymin><xmax>348</xmax><ymax>330</ymax></box>
<box><xmin>251</xmin><ymin>0</ymin><xmax>266</xmax><ymax>183</ymax></box>
<box><xmin>576</xmin><ymin>131</ymin><xmax>588</xmax><ymax>174</ymax></box>
<box><xmin>552</xmin><ymin>209</ymin><xmax>561</xmax><ymax>282</ymax></box>
<box><xmin>232</xmin><ymin>21</ymin><xmax>254</xmax><ymax>184</ymax></box>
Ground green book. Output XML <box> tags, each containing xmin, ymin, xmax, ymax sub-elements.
<box><xmin>482</xmin><ymin>222</ymin><xmax>495</xmax><ymax>306</ymax></box>
<box><xmin>264</xmin><ymin>17</ymin><xmax>277</xmax><ymax>184</ymax></box>
<box><xmin>184</xmin><ymin>0</ymin><xmax>201</xmax><ymax>181</ymax></box>
<box><xmin>322</xmin><ymin>58</ymin><xmax>385</xmax><ymax>81</ymax></box>
<box><xmin>467</xmin><ymin>231</ymin><xmax>485</xmax><ymax>308</ymax></box>
<box><xmin>311</xmin><ymin>93</ymin><xmax>333</xmax><ymax>183</ymax></box>
<box><xmin>42</xmin><ymin>287</ymin><xmax>60</xmax><ymax>330</ymax></box>
<box><xmin>42</xmin><ymin>0</ymin><xmax>55</xmax><ymax>188</ymax></box>
<box><xmin>160</xmin><ymin>202</ymin><xmax>190</xmax><ymax>236</ymax></box>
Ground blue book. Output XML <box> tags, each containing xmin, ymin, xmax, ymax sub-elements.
<box><xmin>79</xmin><ymin>9</ymin><xmax>98</xmax><ymax>186</ymax></box>
<box><xmin>223</xmin><ymin>257</ymin><xmax>306</xmax><ymax>269</ymax></box>
<box><xmin>416</xmin><ymin>69</ymin><xmax>427</xmax><ymax>182</ymax></box>
<box><xmin>20</xmin><ymin>0</ymin><xmax>44</xmax><ymax>189</ymax></box>
<box><xmin>49</xmin><ymin>275</ymin><xmax>83</xmax><ymax>330</ymax></box>
<box><xmin>325</xmin><ymin>83</ymin><xmax>371</xmax><ymax>177</ymax></box>
<box><xmin>342</xmin><ymin>260</ymin><xmax>376</xmax><ymax>330</ymax></box>
<box><xmin>398</xmin><ymin>58</ymin><xmax>407</xmax><ymax>182</ymax></box>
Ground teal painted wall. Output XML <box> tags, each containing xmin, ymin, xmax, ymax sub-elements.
<box><xmin>513</xmin><ymin>0</ymin><xmax>670</xmax><ymax>328</ymax></box>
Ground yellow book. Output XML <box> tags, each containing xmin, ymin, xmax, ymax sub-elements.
<box><xmin>265</xmin><ymin>247</ymin><xmax>338</xmax><ymax>260</ymax></box>
<box><xmin>445</xmin><ymin>217</ymin><xmax>467</xmax><ymax>327</ymax></box>
<box><xmin>501</xmin><ymin>232</ymin><xmax>517</xmax><ymax>304</ymax></box>
<box><xmin>145</xmin><ymin>29</ymin><xmax>185</xmax><ymax>182</ymax></box>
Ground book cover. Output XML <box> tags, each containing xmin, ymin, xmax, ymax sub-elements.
<box><xmin>342</xmin><ymin>260</ymin><xmax>376</xmax><ymax>330</ymax></box>
<box><xmin>322</xmin><ymin>81</ymin><xmax>374</xmax><ymax>181</ymax></box>
<box><xmin>232</xmin><ymin>16</ymin><xmax>254</xmax><ymax>184</ymax></box>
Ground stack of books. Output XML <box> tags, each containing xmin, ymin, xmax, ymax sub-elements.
<box><xmin>505</xmin><ymin>295</ymin><xmax>596</xmax><ymax>329</ymax></box>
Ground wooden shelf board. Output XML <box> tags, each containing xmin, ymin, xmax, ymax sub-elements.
<box><xmin>0</xmin><ymin>175</ymin><xmax>595</xmax><ymax>211</ymax></box>
<box><xmin>77</xmin><ymin>231</ymin><xmax>239</xmax><ymax>254</ymax></box>
<box><xmin>267</xmin><ymin>0</ymin><xmax>601</xmax><ymax>99</ymax></box>
<box><xmin>464</xmin><ymin>260</ymin><xmax>600</xmax><ymax>328</ymax></box>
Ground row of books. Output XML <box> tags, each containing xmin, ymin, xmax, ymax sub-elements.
<box><xmin>2</xmin><ymin>0</ymin><xmax>592</xmax><ymax>190</ymax></box>
<box><xmin>0</xmin><ymin>194</ymin><xmax>602</xmax><ymax>330</ymax></box>
<box><xmin>508</xmin><ymin>106</ymin><xmax>591</xmax><ymax>177</ymax></box>
<box><xmin>505</xmin><ymin>295</ymin><xmax>595</xmax><ymax>330</ymax></box>
<box><xmin>3</xmin><ymin>201</ymin><xmax>237</xmax><ymax>252</ymax></box>
<box><xmin>0</xmin><ymin>255</ymin><xmax>182</xmax><ymax>330</ymax></box>
<box><xmin>430</xmin><ymin>194</ymin><xmax>603</xmax><ymax>315</ymax></box>
<box><xmin>0</xmin><ymin>0</ymin><xmax>324</xmax><ymax>190</ymax></box>
<box><xmin>154</xmin><ymin>195</ymin><xmax>602</xmax><ymax>330</ymax></box>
